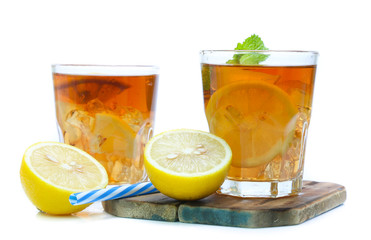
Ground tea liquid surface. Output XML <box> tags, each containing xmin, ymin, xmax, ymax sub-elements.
<box><xmin>202</xmin><ymin>64</ymin><xmax>316</xmax><ymax>181</ymax></box>
<box><xmin>53</xmin><ymin>73</ymin><xmax>158</xmax><ymax>184</ymax></box>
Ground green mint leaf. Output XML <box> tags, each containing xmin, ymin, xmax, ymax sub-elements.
<box><xmin>235</xmin><ymin>34</ymin><xmax>268</xmax><ymax>51</ymax></box>
<box><xmin>239</xmin><ymin>52</ymin><xmax>269</xmax><ymax>65</ymax></box>
<box><xmin>226</xmin><ymin>59</ymin><xmax>239</xmax><ymax>64</ymax></box>
<box><xmin>228</xmin><ymin>34</ymin><xmax>269</xmax><ymax>65</ymax></box>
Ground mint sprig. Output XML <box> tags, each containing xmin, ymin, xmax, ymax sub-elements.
<box><xmin>227</xmin><ymin>34</ymin><xmax>269</xmax><ymax>65</ymax></box>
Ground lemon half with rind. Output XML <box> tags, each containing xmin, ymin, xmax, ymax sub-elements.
<box><xmin>20</xmin><ymin>142</ymin><xmax>108</xmax><ymax>215</ymax></box>
<box><xmin>144</xmin><ymin>129</ymin><xmax>232</xmax><ymax>201</ymax></box>
<box><xmin>206</xmin><ymin>81</ymin><xmax>298</xmax><ymax>168</ymax></box>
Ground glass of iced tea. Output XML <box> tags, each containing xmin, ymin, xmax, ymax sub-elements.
<box><xmin>200</xmin><ymin>50</ymin><xmax>318</xmax><ymax>197</ymax></box>
<box><xmin>52</xmin><ymin>64</ymin><xmax>159</xmax><ymax>185</ymax></box>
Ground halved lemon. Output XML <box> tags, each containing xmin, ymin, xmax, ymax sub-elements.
<box><xmin>20</xmin><ymin>142</ymin><xmax>108</xmax><ymax>215</ymax></box>
<box><xmin>206</xmin><ymin>81</ymin><xmax>298</xmax><ymax>168</ymax></box>
<box><xmin>144</xmin><ymin>129</ymin><xmax>232</xmax><ymax>201</ymax></box>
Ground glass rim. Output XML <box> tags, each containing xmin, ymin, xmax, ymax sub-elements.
<box><xmin>52</xmin><ymin>64</ymin><xmax>159</xmax><ymax>76</ymax></box>
<box><xmin>200</xmin><ymin>50</ymin><xmax>318</xmax><ymax>55</ymax></box>
<box><xmin>52</xmin><ymin>64</ymin><xmax>159</xmax><ymax>69</ymax></box>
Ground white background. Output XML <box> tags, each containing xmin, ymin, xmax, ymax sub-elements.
<box><xmin>1</xmin><ymin>0</ymin><xmax>370</xmax><ymax>238</ymax></box>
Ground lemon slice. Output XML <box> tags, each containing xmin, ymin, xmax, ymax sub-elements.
<box><xmin>91</xmin><ymin>113</ymin><xmax>136</xmax><ymax>157</ymax></box>
<box><xmin>144</xmin><ymin>129</ymin><xmax>232</xmax><ymax>200</ymax></box>
<box><xmin>206</xmin><ymin>81</ymin><xmax>298</xmax><ymax>168</ymax></box>
<box><xmin>20</xmin><ymin>142</ymin><xmax>108</xmax><ymax>215</ymax></box>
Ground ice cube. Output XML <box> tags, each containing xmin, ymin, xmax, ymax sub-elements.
<box><xmin>264</xmin><ymin>155</ymin><xmax>283</xmax><ymax>179</ymax></box>
<box><xmin>111</xmin><ymin>160</ymin><xmax>125</xmax><ymax>182</ymax></box>
<box><xmin>63</xmin><ymin>126</ymin><xmax>82</xmax><ymax>147</ymax></box>
<box><xmin>130</xmin><ymin>165</ymin><xmax>144</xmax><ymax>183</ymax></box>
<box><xmin>86</xmin><ymin>98</ymin><xmax>106</xmax><ymax>113</ymax></box>
<box><xmin>113</xmin><ymin>106</ymin><xmax>144</xmax><ymax>131</ymax></box>
<box><xmin>66</xmin><ymin>109</ymin><xmax>95</xmax><ymax>131</ymax></box>
<box><xmin>89</xmin><ymin>135</ymin><xmax>106</xmax><ymax>154</ymax></box>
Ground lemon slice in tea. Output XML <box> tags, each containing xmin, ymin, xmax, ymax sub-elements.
<box><xmin>54</xmin><ymin>78</ymin><xmax>129</xmax><ymax>104</ymax></box>
<box><xmin>144</xmin><ymin>129</ymin><xmax>232</xmax><ymax>200</ymax></box>
<box><xmin>20</xmin><ymin>142</ymin><xmax>108</xmax><ymax>215</ymax></box>
<box><xmin>91</xmin><ymin>113</ymin><xmax>136</xmax><ymax>157</ymax></box>
<box><xmin>206</xmin><ymin>81</ymin><xmax>298</xmax><ymax>168</ymax></box>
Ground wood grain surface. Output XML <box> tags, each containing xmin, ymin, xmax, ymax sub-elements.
<box><xmin>102</xmin><ymin>181</ymin><xmax>346</xmax><ymax>228</ymax></box>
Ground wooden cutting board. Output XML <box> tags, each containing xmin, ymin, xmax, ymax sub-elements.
<box><xmin>102</xmin><ymin>181</ymin><xmax>346</xmax><ymax>228</ymax></box>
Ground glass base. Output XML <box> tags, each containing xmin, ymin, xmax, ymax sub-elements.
<box><xmin>217</xmin><ymin>178</ymin><xmax>303</xmax><ymax>198</ymax></box>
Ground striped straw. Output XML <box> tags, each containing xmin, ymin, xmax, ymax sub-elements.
<box><xmin>69</xmin><ymin>181</ymin><xmax>159</xmax><ymax>205</ymax></box>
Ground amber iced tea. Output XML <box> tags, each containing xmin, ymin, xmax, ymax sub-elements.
<box><xmin>201</xmin><ymin>51</ymin><xmax>317</xmax><ymax>197</ymax></box>
<box><xmin>52</xmin><ymin>65</ymin><xmax>158</xmax><ymax>185</ymax></box>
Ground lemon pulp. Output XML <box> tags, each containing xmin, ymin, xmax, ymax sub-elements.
<box><xmin>20</xmin><ymin>142</ymin><xmax>108</xmax><ymax>215</ymax></box>
<box><xmin>144</xmin><ymin>129</ymin><xmax>232</xmax><ymax>200</ymax></box>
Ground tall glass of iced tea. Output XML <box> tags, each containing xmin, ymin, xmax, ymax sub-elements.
<box><xmin>200</xmin><ymin>50</ymin><xmax>318</xmax><ymax>197</ymax></box>
<box><xmin>52</xmin><ymin>65</ymin><xmax>159</xmax><ymax>185</ymax></box>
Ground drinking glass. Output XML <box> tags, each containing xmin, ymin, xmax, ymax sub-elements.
<box><xmin>200</xmin><ymin>50</ymin><xmax>318</xmax><ymax>197</ymax></box>
<box><xmin>52</xmin><ymin>64</ymin><xmax>159</xmax><ymax>185</ymax></box>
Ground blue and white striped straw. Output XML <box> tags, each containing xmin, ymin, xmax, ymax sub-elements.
<box><xmin>69</xmin><ymin>181</ymin><xmax>159</xmax><ymax>205</ymax></box>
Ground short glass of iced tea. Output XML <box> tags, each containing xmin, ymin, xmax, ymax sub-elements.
<box><xmin>200</xmin><ymin>50</ymin><xmax>318</xmax><ymax>197</ymax></box>
<box><xmin>52</xmin><ymin>65</ymin><xmax>159</xmax><ymax>185</ymax></box>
